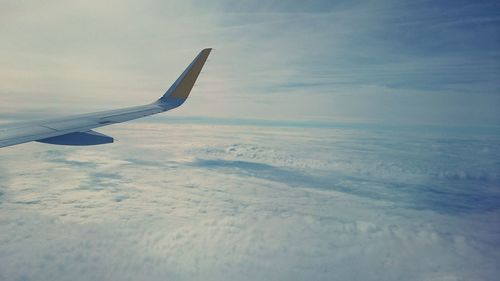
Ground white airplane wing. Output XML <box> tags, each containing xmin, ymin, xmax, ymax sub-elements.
<box><xmin>0</xmin><ymin>48</ymin><xmax>211</xmax><ymax>148</ymax></box>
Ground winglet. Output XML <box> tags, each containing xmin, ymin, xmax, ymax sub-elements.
<box><xmin>156</xmin><ymin>48</ymin><xmax>212</xmax><ymax>109</ymax></box>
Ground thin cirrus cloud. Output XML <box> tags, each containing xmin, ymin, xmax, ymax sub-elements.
<box><xmin>0</xmin><ymin>0</ymin><xmax>499</xmax><ymax>125</ymax></box>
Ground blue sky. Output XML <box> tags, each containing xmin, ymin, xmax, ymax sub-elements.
<box><xmin>0</xmin><ymin>0</ymin><xmax>499</xmax><ymax>126</ymax></box>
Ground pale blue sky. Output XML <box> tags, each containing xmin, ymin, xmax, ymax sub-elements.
<box><xmin>0</xmin><ymin>0</ymin><xmax>499</xmax><ymax>126</ymax></box>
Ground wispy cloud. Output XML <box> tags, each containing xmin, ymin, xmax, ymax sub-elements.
<box><xmin>0</xmin><ymin>0</ymin><xmax>498</xmax><ymax>125</ymax></box>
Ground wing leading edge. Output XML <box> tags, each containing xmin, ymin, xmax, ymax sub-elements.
<box><xmin>0</xmin><ymin>48</ymin><xmax>212</xmax><ymax>148</ymax></box>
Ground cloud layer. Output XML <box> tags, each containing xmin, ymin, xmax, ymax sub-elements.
<box><xmin>1</xmin><ymin>121</ymin><xmax>499</xmax><ymax>280</ymax></box>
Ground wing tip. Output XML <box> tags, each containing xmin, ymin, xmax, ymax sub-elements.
<box><xmin>156</xmin><ymin>48</ymin><xmax>212</xmax><ymax>109</ymax></box>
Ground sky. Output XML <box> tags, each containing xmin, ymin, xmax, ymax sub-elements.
<box><xmin>1</xmin><ymin>1</ymin><xmax>500</xmax><ymax>281</ymax></box>
<box><xmin>0</xmin><ymin>0</ymin><xmax>499</xmax><ymax>126</ymax></box>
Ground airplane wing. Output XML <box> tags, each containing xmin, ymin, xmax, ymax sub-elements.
<box><xmin>0</xmin><ymin>48</ymin><xmax>211</xmax><ymax>148</ymax></box>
